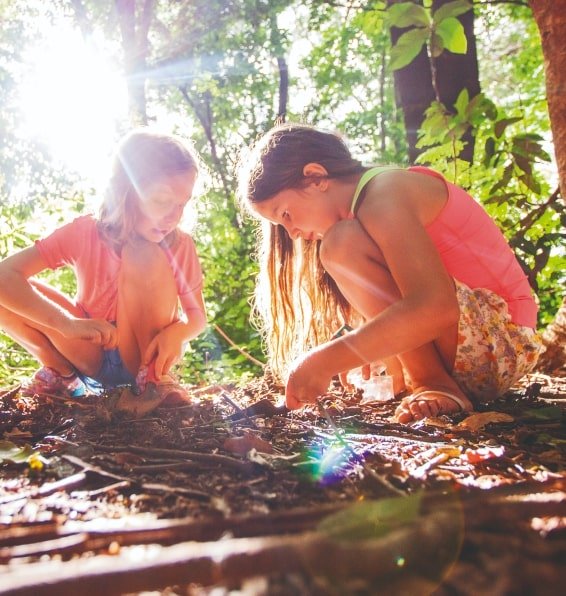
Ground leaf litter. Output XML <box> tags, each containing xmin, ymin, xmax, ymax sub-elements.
<box><xmin>0</xmin><ymin>371</ymin><xmax>564</xmax><ymax>594</ymax></box>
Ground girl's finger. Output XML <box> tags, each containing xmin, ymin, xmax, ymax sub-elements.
<box><xmin>143</xmin><ymin>340</ymin><xmax>157</xmax><ymax>365</ymax></box>
<box><xmin>163</xmin><ymin>356</ymin><xmax>174</xmax><ymax>374</ymax></box>
<box><xmin>154</xmin><ymin>353</ymin><xmax>168</xmax><ymax>380</ymax></box>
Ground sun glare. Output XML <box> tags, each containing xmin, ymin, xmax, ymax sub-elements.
<box><xmin>17</xmin><ymin>22</ymin><xmax>128</xmax><ymax>186</ymax></box>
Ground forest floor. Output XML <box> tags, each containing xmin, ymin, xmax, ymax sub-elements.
<box><xmin>0</xmin><ymin>369</ymin><xmax>565</xmax><ymax>595</ymax></box>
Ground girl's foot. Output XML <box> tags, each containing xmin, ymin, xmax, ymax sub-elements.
<box><xmin>394</xmin><ymin>386</ymin><xmax>473</xmax><ymax>423</ymax></box>
<box><xmin>23</xmin><ymin>366</ymin><xmax>86</xmax><ymax>398</ymax></box>
<box><xmin>392</xmin><ymin>374</ymin><xmax>408</xmax><ymax>396</ymax></box>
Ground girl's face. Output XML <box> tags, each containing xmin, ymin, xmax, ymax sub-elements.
<box><xmin>134</xmin><ymin>170</ymin><xmax>197</xmax><ymax>243</ymax></box>
<box><xmin>252</xmin><ymin>185</ymin><xmax>338</xmax><ymax>241</ymax></box>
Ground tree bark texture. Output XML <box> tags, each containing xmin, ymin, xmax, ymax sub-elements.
<box><xmin>537</xmin><ymin>296</ymin><xmax>566</xmax><ymax>374</ymax></box>
<box><xmin>388</xmin><ymin>0</ymin><xmax>480</xmax><ymax>164</ymax></box>
<box><xmin>277</xmin><ymin>56</ymin><xmax>289</xmax><ymax>121</ymax></box>
<box><xmin>432</xmin><ymin>0</ymin><xmax>480</xmax><ymax>163</ymax></box>
<box><xmin>529</xmin><ymin>0</ymin><xmax>566</xmax><ymax>200</ymax></box>
<box><xmin>389</xmin><ymin>0</ymin><xmax>436</xmax><ymax>164</ymax></box>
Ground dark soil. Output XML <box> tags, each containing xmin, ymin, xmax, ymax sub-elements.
<box><xmin>1</xmin><ymin>371</ymin><xmax>565</xmax><ymax>595</ymax></box>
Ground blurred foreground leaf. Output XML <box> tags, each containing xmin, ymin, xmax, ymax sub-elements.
<box><xmin>318</xmin><ymin>493</ymin><xmax>422</xmax><ymax>542</ymax></box>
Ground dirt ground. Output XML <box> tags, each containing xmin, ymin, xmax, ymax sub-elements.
<box><xmin>1</xmin><ymin>370</ymin><xmax>565</xmax><ymax>595</ymax></box>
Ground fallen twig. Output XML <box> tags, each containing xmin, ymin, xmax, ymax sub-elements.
<box><xmin>0</xmin><ymin>472</ymin><xmax>88</xmax><ymax>506</ymax></box>
<box><xmin>0</xmin><ymin>509</ymin><xmax>463</xmax><ymax>595</ymax></box>
<box><xmin>220</xmin><ymin>391</ymin><xmax>258</xmax><ymax>428</ymax></box>
<box><xmin>61</xmin><ymin>454</ymin><xmax>210</xmax><ymax>501</ymax></box>
<box><xmin>316</xmin><ymin>398</ymin><xmax>404</xmax><ymax>496</ymax></box>
<box><xmin>91</xmin><ymin>444</ymin><xmax>256</xmax><ymax>475</ymax></box>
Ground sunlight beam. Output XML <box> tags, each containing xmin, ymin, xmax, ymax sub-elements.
<box><xmin>17</xmin><ymin>22</ymin><xmax>128</xmax><ymax>186</ymax></box>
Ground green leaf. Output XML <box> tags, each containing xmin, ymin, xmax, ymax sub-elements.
<box><xmin>518</xmin><ymin>173</ymin><xmax>541</xmax><ymax>194</ymax></box>
<box><xmin>318</xmin><ymin>494</ymin><xmax>422</xmax><ymax>542</ymax></box>
<box><xmin>359</xmin><ymin>10</ymin><xmax>384</xmax><ymax>36</ymax></box>
<box><xmin>435</xmin><ymin>17</ymin><xmax>467</xmax><ymax>54</ymax></box>
<box><xmin>512</xmin><ymin>152</ymin><xmax>533</xmax><ymax>176</ymax></box>
<box><xmin>0</xmin><ymin>440</ymin><xmax>36</xmax><ymax>464</ymax></box>
<box><xmin>513</xmin><ymin>136</ymin><xmax>552</xmax><ymax>161</ymax></box>
<box><xmin>489</xmin><ymin>163</ymin><xmax>514</xmax><ymax>194</ymax></box>
<box><xmin>521</xmin><ymin>406</ymin><xmax>563</xmax><ymax>421</ymax></box>
<box><xmin>494</xmin><ymin>117</ymin><xmax>523</xmax><ymax>138</ymax></box>
<box><xmin>483</xmin><ymin>137</ymin><xmax>496</xmax><ymax>166</ymax></box>
<box><xmin>433</xmin><ymin>0</ymin><xmax>472</xmax><ymax>23</ymax></box>
<box><xmin>390</xmin><ymin>28</ymin><xmax>429</xmax><ymax>70</ymax></box>
<box><xmin>454</xmin><ymin>88</ymin><xmax>469</xmax><ymax>117</ymax></box>
<box><xmin>466</xmin><ymin>92</ymin><xmax>496</xmax><ymax>120</ymax></box>
<box><xmin>386</xmin><ymin>2</ymin><xmax>430</xmax><ymax>29</ymax></box>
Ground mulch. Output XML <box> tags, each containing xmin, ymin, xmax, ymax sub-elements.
<box><xmin>0</xmin><ymin>371</ymin><xmax>565</xmax><ymax>595</ymax></box>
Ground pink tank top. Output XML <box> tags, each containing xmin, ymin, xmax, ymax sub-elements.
<box><xmin>351</xmin><ymin>166</ymin><xmax>538</xmax><ymax>328</ymax></box>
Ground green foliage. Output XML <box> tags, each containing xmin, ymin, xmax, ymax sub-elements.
<box><xmin>302</xmin><ymin>4</ymin><xmax>407</xmax><ymax>164</ymax></box>
<box><xmin>0</xmin><ymin>0</ymin><xmax>563</xmax><ymax>391</ymax></box>
<box><xmin>180</xmin><ymin>190</ymin><xmax>265</xmax><ymax>382</ymax></box>
<box><xmin>416</xmin><ymin>90</ymin><xmax>564</xmax><ymax>326</ymax></box>
<box><xmin>387</xmin><ymin>0</ymin><xmax>472</xmax><ymax>70</ymax></box>
<box><xmin>390</xmin><ymin>2</ymin><xmax>563</xmax><ymax>327</ymax></box>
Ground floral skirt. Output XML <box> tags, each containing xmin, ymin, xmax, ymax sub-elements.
<box><xmin>452</xmin><ymin>280</ymin><xmax>543</xmax><ymax>403</ymax></box>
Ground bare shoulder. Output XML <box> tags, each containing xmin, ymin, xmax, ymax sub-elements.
<box><xmin>360</xmin><ymin>168</ymin><xmax>448</xmax><ymax>224</ymax></box>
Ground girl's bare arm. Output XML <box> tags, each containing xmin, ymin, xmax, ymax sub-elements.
<box><xmin>0</xmin><ymin>246</ymin><xmax>117</xmax><ymax>346</ymax></box>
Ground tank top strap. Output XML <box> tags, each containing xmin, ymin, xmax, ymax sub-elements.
<box><xmin>350</xmin><ymin>166</ymin><xmax>401</xmax><ymax>215</ymax></box>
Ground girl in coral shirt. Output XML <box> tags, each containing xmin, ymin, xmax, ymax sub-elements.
<box><xmin>0</xmin><ymin>129</ymin><xmax>206</xmax><ymax>411</ymax></box>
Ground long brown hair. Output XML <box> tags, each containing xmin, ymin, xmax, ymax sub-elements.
<box><xmin>99</xmin><ymin>128</ymin><xmax>200</xmax><ymax>249</ymax></box>
<box><xmin>239</xmin><ymin>123</ymin><xmax>366</xmax><ymax>381</ymax></box>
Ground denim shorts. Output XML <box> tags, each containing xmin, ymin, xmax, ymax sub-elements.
<box><xmin>77</xmin><ymin>348</ymin><xmax>136</xmax><ymax>394</ymax></box>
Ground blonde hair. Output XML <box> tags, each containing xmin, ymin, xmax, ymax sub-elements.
<box><xmin>239</xmin><ymin>123</ymin><xmax>366</xmax><ymax>381</ymax></box>
<box><xmin>99</xmin><ymin>128</ymin><xmax>200</xmax><ymax>247</ymax></box>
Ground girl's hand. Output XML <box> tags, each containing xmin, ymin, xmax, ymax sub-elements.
<box><xmin>143</xmin><ymin>321</ymin><xmax>187</xmax><ymax>380</ymax></box>
<box><xmin>63</xmin><ymin>318</ymin><xmax>118</xmax><ymax>349</ymax></box>
<box><xmin>338</xmin><ymin>362</ymin><xmax>372</xmax><ymax>391</ymax></box>
<box><xmin>285</xmin><ymin>352</ymin><xmax>333</xmax><ymax>409</ymax></box>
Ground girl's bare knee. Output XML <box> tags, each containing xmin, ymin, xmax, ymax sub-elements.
<box><xmin>119</xmin><ymin>240</ymin><xmax>178</xmax><ymax>322</ymax></box>
<box><xmin>121</xmin><ymin>241</ymin><xmax>173</xmax><ymax>295</ymax></box>
<box><xmin>320</xmin><ymin>219</ymin><xmax>361</xmax><ymax>272</ymax></box>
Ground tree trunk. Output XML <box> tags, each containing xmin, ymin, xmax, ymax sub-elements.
<box><xmin>529</xmin><ymin>0</ymin><xmax>566</xmax><ymax>200</ymax></box>
<box><xmin>388</xmin><ymin>0</ymin><xmax>436</xmax><ymax>164</ymax></box>
<box><xmin>388</xmin><ymin>0</ymin><xmax>480</xmax><ymax>164</ymax></box>
<box><xmin>528</xmin><ymin>1</ymin><xmax>566</xmax><ymax>371</ymax></box>
<box><xmin>115</xmin><ymin>0</ymin><xmax>152</xmax><ymax>126</ymax></box>
<box><xmin>276</xmin><ymin>56</ymin><xmax>289</xmax><ymax>121</ymax></box>
<box><xmin>433</xmin><ymin>0</ymin><xmax>480</xmax><ymax>163</ymax></box>
<box><xmin>537</xmin><ymin>296</ymin><xmax>566</xmax><ymax>374</ymax></box>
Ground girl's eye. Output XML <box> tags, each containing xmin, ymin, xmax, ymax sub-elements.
<box><xmin>282</xmin><ymin>210</ymin><xmax>290</xmax><ymax>221</ymax></box>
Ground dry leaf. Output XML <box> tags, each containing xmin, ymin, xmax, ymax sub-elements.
<box><xmin>457</xmin><ymin>412</ymin><xmax>514</xmax><ymax>431</ymax></box>
<box><xmin>224</xmin><ymin>432</ymin><xmax>274</xmax><ymax>455</ymax></box>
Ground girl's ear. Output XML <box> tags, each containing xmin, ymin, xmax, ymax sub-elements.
<box><xmin>303</xmin><ymin>162</ymin><xmax>329</xmax><ymax>190</ymax></box>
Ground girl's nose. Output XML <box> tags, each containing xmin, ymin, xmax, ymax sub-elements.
<box><xmin>288</xmin><ymin>228</ymin><xmax>301</xmax><ymax>241</ymax></box>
